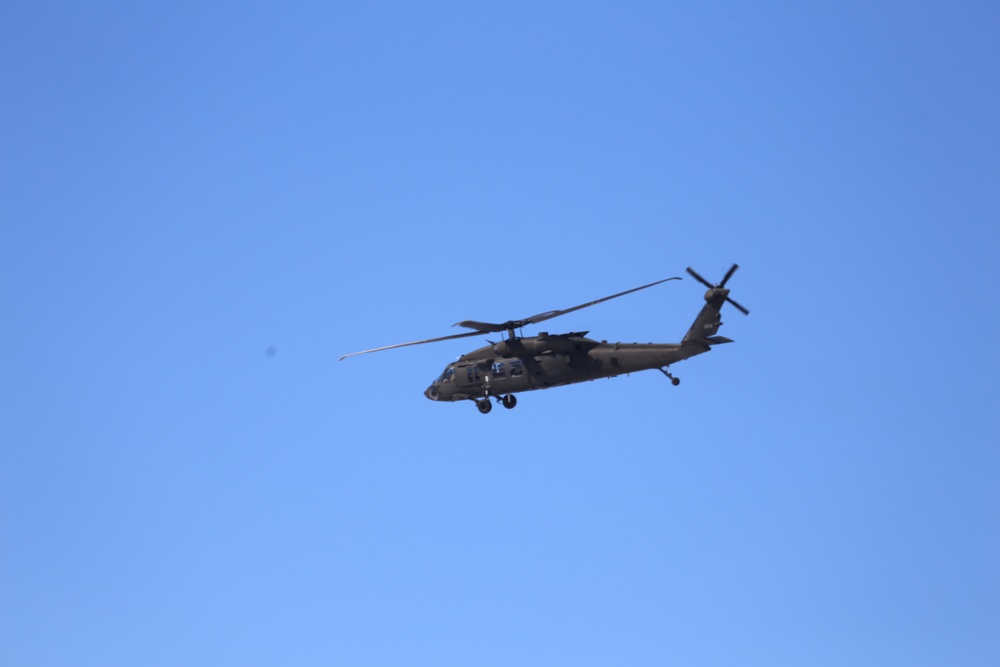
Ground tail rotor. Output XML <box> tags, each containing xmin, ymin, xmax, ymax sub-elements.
<box><xmin>686</xmin><ymin>264</ymin><xmax>750</xmax><ymax>315</ymax></box>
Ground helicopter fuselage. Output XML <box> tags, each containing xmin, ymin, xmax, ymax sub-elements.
<box><xmin>423</xmin><ymin>332</ymin><xmax>716</xmax><ymax>403</ymax></box>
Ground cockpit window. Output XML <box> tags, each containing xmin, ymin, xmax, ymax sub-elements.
<box><xmin>438</xmin><ymin>366</ymin><xmax>456</xmax><ymax>383</ymax></box>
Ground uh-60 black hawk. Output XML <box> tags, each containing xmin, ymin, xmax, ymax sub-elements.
<box><xmin>340</xmin><ymin>265</ymin><xmax>749</xmax><ymax>413</ymax></box>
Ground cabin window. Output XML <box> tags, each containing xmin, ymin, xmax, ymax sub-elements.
<box><xmin>466</xmin><ymin>366</ymin><xmax>481</xmax><ymax>383</ymax></box>
<box><xmin>492</xmin><ymin>362</ymin><xmax>506</xmax><ymax>379</ymax></box>
<box><xmin>510</xmin><ymin>360</ymin><xmax>524</xmax><ymax>377</ymax></box>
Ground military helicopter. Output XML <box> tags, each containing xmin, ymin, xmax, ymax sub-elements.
<box><xmin>340</xmin><ymin>265</ymin><xmax>749</xmax><ymax>413</ymax></box>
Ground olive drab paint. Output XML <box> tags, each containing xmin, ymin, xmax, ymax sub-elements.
<box><xmin>342</xmin><ymin>265</ymin><xmax>749</xmax><ymax>414</ymax></box>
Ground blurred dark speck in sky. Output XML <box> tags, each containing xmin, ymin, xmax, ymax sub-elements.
<box><xmin>265</xmin><ymin>346</ymin><xmax>278</xmax><ymax>358</ymax></box>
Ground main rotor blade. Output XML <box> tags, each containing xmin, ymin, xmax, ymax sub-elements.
<box><xmin>453</xmin><ymin>319</ymin><xmax>508</xmax><ymax>333</ymax></box>
<box><xmin>522</xmin><ymin>276</ymin><xmax>682</xmax><ymax>327</ymax></box>
<box><xmin>454</xmin><ymin>277</ymin><xmax>682</xmax><ymax>334</ymax></box>
<box><xmin>719</xmin><ymin>263</ymin><xmax>739</xmax><ymax>287</ymax></box>
<box><xmin>339</xmin><ymin>329</ymin><xmax>485</xmax><ymax>360</ymax></box>
<box><xmin>685</xmin><ymin>266</ymin><xmax>714</xmax><ymax>289</ymax></box>
<box><xmin>346</xmin><ymin>277</ymin><xmax>683</xmax><ymax>360</ymax></box>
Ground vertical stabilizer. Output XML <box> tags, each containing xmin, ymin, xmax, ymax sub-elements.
<box><xmin>682</xmin><ymin>265</ymin><xmax>749</xmax><ymax>344</ymax></box>
<box><xmin>683</xmin><ymin>289</ymin><xmax>728</xmax><ymax>343</ymax></box>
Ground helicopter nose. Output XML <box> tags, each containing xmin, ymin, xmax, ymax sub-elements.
<box><xmin>424</xmin><ymin>385</ymin><xmax>439</xmax><ymax>401</ymax></box>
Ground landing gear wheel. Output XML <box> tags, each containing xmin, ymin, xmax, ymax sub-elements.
<box><xmin>476</xmin><ymin>399</ymin><xmax>492</xmax><ymax>414</ymax></box>
<box><xmin>502</xmin><ymin>394</ymin><xmax>517</xmax><ymax>409</ymax></box>
<box><xmin>659</xmin><ymin>367</ymin><xmax>680</xmax><ymax>386</ymax></box>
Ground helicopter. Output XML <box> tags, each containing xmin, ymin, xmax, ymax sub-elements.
<box><xmin>340</xmin><ymin>265</ymin><xmax>749</xmax><ymax>413</ymax></box>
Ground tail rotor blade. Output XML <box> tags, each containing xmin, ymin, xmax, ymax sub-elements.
<box><xmin>719</xmin><ymin>263</ymin><xmax>739</xmax><ymax>287</ymax></box>
<box><xmin>685</xmin><ymin>266</ymin><xmax>714</xmax><ymax>289</ymax></box>
<box><xmin>726</xmin><ymin>296</ymin><xmax>750</xmax><ymax>315</ymax></box>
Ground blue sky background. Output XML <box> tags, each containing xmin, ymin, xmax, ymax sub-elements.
<box><xmin>2</xmin><ymin>2</ymin><xmax>998</xmax><ymax>665</ymax></box>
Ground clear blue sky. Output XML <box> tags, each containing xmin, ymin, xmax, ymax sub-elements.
<box><xmin>3</xmin><ymin>2</ymin><xmax>998</xmax><ymax>665</ymax></box>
